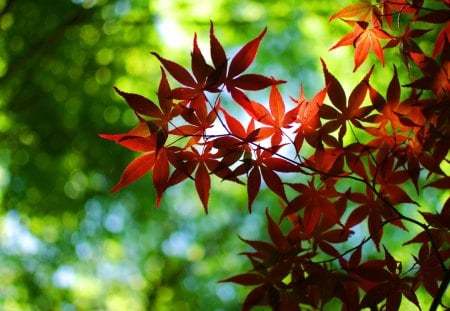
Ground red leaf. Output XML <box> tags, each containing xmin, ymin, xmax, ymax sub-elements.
<box><xmin>170</xmin><ymin>125</ymin><xmax>203</xmax><ymax>136</ymax></box>
<box><xmin>242</xmin><ymin>285</ymin><xmax>268</xmax><ymax>311</ymax></box>
<box><xmin>322</xmin><ymin>59</ymin><xmax>346</xmax><ymax>112</ymax></box>
<box><xmin>354</xmin><ymin>25</ymin><xmax>392</xmax><ymax>71</ymax></box>
<box><xmin>263</xmin><ymin>157</ymin><xmax>300</xmax><ymax>173</ymax></box>
<box><xmin>151</xmin><ymin>52</ymin><xmax>196</xmax><ymax>88</ymax></box>
<box><xmin>220</xmin><ymin>273</ymin><xmax>265</xmax><ymax>286</ymax></box>
<box><xmin>346</xmin><ymin>204</ymin><xmax>369</xmax><ymax>228</ymax></box>
<box><xmin>368</xmin><ymin>210</ymin><xmax>383</xmax><ymax>251</ymax></box>
<box><xmin>349</xmin><ymin>246</ymin><xmax>362</xmax><ymax>268</ymax></box>
<box><xmin>114</xmin><ymin>87</ymin><xmax>162</xmax><ymax>118</ymax></box>
<box><xmin>195</xmin><ymin>162</ymin><xmax>210</xmax><ymax>214</ymax></box>
<box><xmin>420</xmin><ymin>211</ymin><xmax>450</xmax><ymax>229</ymax></box>
<box><xmin>260</xmin><ymin>165</ymin><xmax>287</xmax><ymax>202</ymax></box>
<box><xmin>153</xmin><ymin>149</ymin><xmax>170</xmax><ymax>207</ymax></box>
<box><xmin>387</xmin><ymin>66</ymin><xmax>400</xmax><ymax>105</ymax></box>
<box><xmin>247</xmin><ymin>166</ymin><xmax>261</xmax><ymax>213</ymax></box>
<box><xmin>330</xmin><ymin>21</ymin><xmax>392</xmax><ymax>71</ymax></box>
<box><xmin>248</xmin><ymin>100</ymin><xmax>275</xmax><ymax>126</ymax></box>
<box><xmin>232</xmin><ymin>74</ymin><xmax>277</xmax><ymax>91</ymax></box>
<box><xmin>240</xmin><ymin>237</ymin><xmax>278</xmax><ymax>256</ymax></box>
<box><xmin>360</xmin><ymin>283</ymin><xmax>390</xmax><ymax>309</ymax></box>
<box><xmin>303</xmin><ymin>201</ymin><xmax>321</xmax><ymax>238</ymax></box>
<box><xmin>266</xmin><ymin>209</ymin><xmax>290</xmax><ymax>251</ymax></box>
<box><xmin>329</xmin><ymin>1</ymin><xmax>377</xmax><ymax>22</ymax></box>
<box><xmin>191</xmin><ymin>33</ymin><xmax>213</xmax><ymax>84</ymax></box>
<box><xmin>228</xmin><ymin>27</ymin><xmax>267</xmax><ymax>78</ymax></box>
<box><xmin>111</xmin><ymin>152</ymin><xmax>155</xmax><ymax>193</ymax></box>
<box><xmin>209</xmin><ymin>22</ymin><xmax>227</xmax><ymax>71</ymax></box>
<box><xmin>220</xmin><ymin>107</ymin><xmax>247</xmax><ymax>138</ymax></box>
<box><xmin>157</xmin><ymin>68</ymin><xmax>174</xmax><ymax>114</ymax></box>
<box><xmin>355</xmin><ymin>266</ymin><xmax>392</xmax><ymax>283</ymax></box>
<box><xmin>99</xmin><ymin>121</ymin><xmax>152</xmax><ymax>151</ymax></box>
<box><xmin>115</xmin><ymin>136</ymin><xmax>155</xmax><ymax>152</ymax></box>
<box><xmin>425</xmin><ymin>177</ymin><xmax>450</xmax><ymax>189</ymax></box>
<box><xmin>269</xmin><ymin>84</ymin><xmax>285</xmax><ymax>125</ymax></box>
<box><xmin>432</xmin><ymin>22</ymin><xmax>450</xmax><ymax>57</ymax></box>
<box><xmin>383</xmin><ymin>247</ymin><xmax>398</xmax><ymax>274</ymax></box>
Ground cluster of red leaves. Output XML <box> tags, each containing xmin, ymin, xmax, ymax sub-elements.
<box><xmin>101</xmin><ymin>0</ymin><xmax>450</xmax><ymax>310</ymax></box>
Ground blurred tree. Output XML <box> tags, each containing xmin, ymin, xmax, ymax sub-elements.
<box><xmin>0</xmin><ymin>0</ymin><xmax>365</xmax><ymax>310</ymax></box>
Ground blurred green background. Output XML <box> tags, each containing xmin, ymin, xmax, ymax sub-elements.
<box><xmin>1</xmin><ymin>0</ymin><xmax>442</xmax><ymax>310</ymax></box>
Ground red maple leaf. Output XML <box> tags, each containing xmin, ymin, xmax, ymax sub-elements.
<box><xmin>359</xmin><ymin>247</ymin><xmax>420</xmax><ymax>310</ymax></box>
<box><xmin>151</xmin><ymin>23</ymin><xmax>224</xmax><ymax>101</ymax></box>
<box><xmin>320</xmin><ymin>60</ymin><xmax>374</xmax><ymax>143</ymax></box>
<box><xmin>291</xmin><ymin>83</ymin><xmax>328</xmax><ymax>151</ymax></box>
<box><xmin>329</xmin><ymin>0</ymin><xmax>380</xmax><ymax>24</ymax></box>
<box><xmin>384</xmin><ymin>24</ymin><xmax>430</xmax><ymax>71</ymax></box>
<box><xmin>330</xmin><ymin>20</ymin><xmax>392</xmax><ymax>71</ymax></box>
<box><xmin>409</xmin><ymin>243</ymin><xmax>450</xmax><ymax>296</ymax></box>
<box><xmin>433</xmin><ymin>22</ymin><xmax>450</xmax><ymax>57</ymax></box>
<box><xmin>222</xmin><ymin>27</ymin><xmax>286</xmax><ymax>106</ymax></box>
<box><xmin>286</xmin><ymin>178</ymin><xmax>342</xmax><ymax>238</ymax></box>
<box><xmin>233</xmin><ymin>146</ymin><xmax>297</xmax><ymax>212</ymax></box>
<box><xmin>346</xmin><ymin>186</ymin><xmax>406</xmax><ymax>250</ymax></box>
<box><xmin>245</xmin><ymin>84</ymin><xmax>300</xmax><ymax>146</ymax></box>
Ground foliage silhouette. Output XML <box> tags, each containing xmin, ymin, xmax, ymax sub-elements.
<box><xmin>102</xmin><ymin>1</ymin><xmax>450</xmax><ymax>310</ymax></box>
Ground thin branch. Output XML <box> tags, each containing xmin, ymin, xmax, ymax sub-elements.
<box><xmin>430</xmin><ymin>267</ymin><xmax>450</xmax><ymax>311</ymax></box>
<box><xmin>314</xmin><ymin>217</ymin><xmax>402</xmax><ymax>264</ymax></box>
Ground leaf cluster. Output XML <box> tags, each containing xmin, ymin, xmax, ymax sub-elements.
<box><xmin>101</xmin><ymin>1</ymin><xmax>450</xmax><ymax>310</ymax></box>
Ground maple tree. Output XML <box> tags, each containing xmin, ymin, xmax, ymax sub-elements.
<box><xmin>101</xmin><ymin>0</ymin><xmax>450</xmax><ymax>310</ymax></box>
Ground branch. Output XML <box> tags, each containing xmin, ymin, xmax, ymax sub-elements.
<box><xmin>430</xmin><ymin>267</ymin><xmax>450</xmax><ymax>311</ymax></box>
<box><xmin>314</xmin><ymin>217</ymin><xmax>401</xmax><ymax>264</ymax></box>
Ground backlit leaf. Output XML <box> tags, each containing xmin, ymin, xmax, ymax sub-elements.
<box><xmin>195</xmin><ymin>162</ymin><xmax>211</xmax><ymax>214</ymax></box>
<box><xmin>111</xmin><ymin>152</ymin><xmax>155</xmax><ymax>193</ymax></box>
<box><xmin>228</xmin><ymin>27</ymin><xmax>267</xmax><ymax>78</ymax></box>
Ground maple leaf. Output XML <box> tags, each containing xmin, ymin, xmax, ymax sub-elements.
<box><xmin>170</xmin><ymin>99</ymin><xmax>219</xmax><ymax>148</ymax></box>
<box><xmin>265</xmin><ymin>209</ymin><xmax>291</xmax><ymax>252</ymax></box>
<box><xmin>112</xmin><ymin>69</ymin><xmax>182</xmax><ymax>132</ymax></box>
<box><xmin>245</xmin><ymin>84</ymin><xmax>300</xmax><ymax>146</ymax></box>
<box><xmin>409</xmin><ymin>243</ymin><xmax>450</xmax><ymax>296</ymax></box>
<box><xmin>292</xmin><ymin>83</ymin><xmax>328</xmax><ymax>151</ymax></box>
<box><xmin>330</xmin><ymin>20</ymin><xmax>392</xmax><ymax>71</ymax></box>
<box><xmin>375</xmin><ymin>154</ymin><xmax>419</xmax><ymax>206</ymax></box>
<box><xmin>320</xmin><ymin>60</ymin><xmax>374</xmax><ymax>143</ymax></box>
<box><xmin>432</xmin><ymin>22</ymin><xmax>450</xmax><ymax>58</ymax></box>
<box><xmin>165</xmin><ymin>145</ymin><xmax>218</xmax><ymax>213</ymax></box>
<box><xmin>358</xmin><ymin>249</ymin><xmax>420</xmax><ymax>311</ymax></box>
<box><xmin>405</xmin><ymin>50</ymin><xmax>449</xmax><ymax>99</ymax></box>
<box><xmin>151</xmin><ymin>23</ymin><xmax>226</xmax><ymax>102</ymax></box>
<box><xmin>110</xmin><ymin>152</ymin><xmax>156</xmax><ymax>193</ymax></box>
<box><xmin>100</xmin><ymin>120</ymin><xmax>167</xmax><ymax>195</ymax></box>
<box><xmin>99</xmin><ymin>121</ymin><xmax>153</xmax><ymax>152</ymax></box>
<box><xmin>384</xmin><ymin>24</ymin><xmax>430</xmax><ymax>71</ymax></box>
<box><xmin>366</xmin><ymin>66</ymin><xmax>415</xmax><ymax>136</ymax></box>
<box><xmin>347</xmin><ymin>187</ymin><xmax>406</xmax><ymax>250</ymax></box>
<box><xmin>306</xmin><ymin>146</ymin><xmax>345</xmax><ymax>177</ymax></box>
<box><xmin>223</xmin><ymin>27</ymin><xmax>285</xmax><ymax>107</ymax></box>
<box><xmin>308</xmin><ymin>194</ymin><xmax>353</xmax><ymax>257</ymax></box>
<box><xmin>379</xmin><ymin>0</ymin><xmax>422</xmax><ymax>27</ymax></box>
<box><xmin>213</xmin><ymin>108</ymin><xmax>257</xmax><ymax>161</ymax></box>
<box><xmin>153</xmin><ymin>148</ymin><xmax>170</xmax><ymax>207</ymax></box>
<box><xmin>234</xmin><ymin>147</ymin><xmax>296</xmax><ymax>212</ymax></box>
<box><xmin>329</xmin><ymin>0</ymin><xmax>380</xmax><ymax>24</ymax></box>
<box><xmin>101</xmin><ymin>9</ymin><xmax>450</xmax><ymax>310</ymax></box>
<box><xmin>286</xmin><ymin>178</ymin><xmax>341</xmax><ymax>238</ymax></box>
